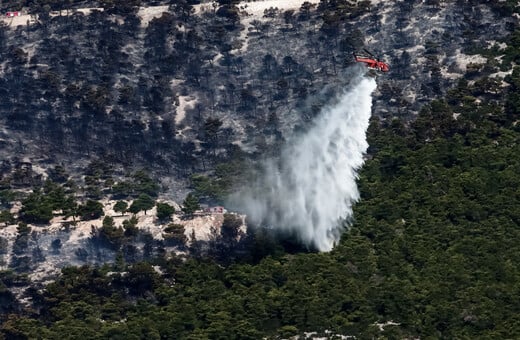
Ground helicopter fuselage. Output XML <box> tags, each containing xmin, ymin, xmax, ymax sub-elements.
<box><xmin>353</xmin><ymin>54</ymin><xmax>389</xmax><ymax>72</ymax></box>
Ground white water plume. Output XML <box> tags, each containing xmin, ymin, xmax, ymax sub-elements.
<box><xmin>233</xmin><ymin>75</ymin><xmax>377</xmax><ymax>252</ymax></box>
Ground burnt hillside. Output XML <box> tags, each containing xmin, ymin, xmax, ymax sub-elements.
<box><xmin>0</xmin><ymin>0</ymin><xmax>517</xmax><ymax>187</ymax></box>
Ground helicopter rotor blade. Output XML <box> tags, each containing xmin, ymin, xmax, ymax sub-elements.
<box><xmin>363</xmin><ymin>48</ymin><xmax>375</xmax><ymax>57</ymax></box>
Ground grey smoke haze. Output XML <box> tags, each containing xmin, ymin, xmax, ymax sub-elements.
<box><xmin>231</xmin><ymin>74</ymin><xmax>377</xmax><ymax>251</ymax></box>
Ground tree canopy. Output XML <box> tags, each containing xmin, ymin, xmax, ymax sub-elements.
<box><xmin>128</xmin><ymin>194</ymin><xmax>155</xmax><ymax>215</ymax></box>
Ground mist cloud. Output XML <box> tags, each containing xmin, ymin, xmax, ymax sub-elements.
<box><xmin>231</xmin><ymin>74</ymin><xmax>377</xmax><ymax>251</ymax></box>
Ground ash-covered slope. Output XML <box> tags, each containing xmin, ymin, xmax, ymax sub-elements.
<box><xmin>366</xmin><ymin>0</ymin><xmax>516</xmax><ymax>115</ymax></box>
<box><xmin>0</xmin><ymin>0</ymin><xmax>516</xmax><ymax>182</ymax></box>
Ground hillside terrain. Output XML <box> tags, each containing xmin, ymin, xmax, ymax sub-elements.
<box><xmin>0</xmin><ymin>0</ymin><xmax>514</xmax><ymax>181</ymax></box>
<box><xmin>0</xmin><ymin>0</ymin><xmax>520</xmax><ymax>338</ymax></box>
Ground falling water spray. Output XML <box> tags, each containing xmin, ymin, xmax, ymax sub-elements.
<box><xmin>231</xmin><ymin>74</ymin><xmax>377</xmax><ymax>252</ymax></box>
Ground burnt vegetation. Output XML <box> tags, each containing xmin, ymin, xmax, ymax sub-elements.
<box><xmin>0</xmin><ymin>0</ymin><xmax>509</xmax><ymax>176</ymax></box>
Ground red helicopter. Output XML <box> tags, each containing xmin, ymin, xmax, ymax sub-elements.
<box><xmin>353</xmin><ymin>49</ymin><xmax>389</xmax><ymax>72</ymax></box>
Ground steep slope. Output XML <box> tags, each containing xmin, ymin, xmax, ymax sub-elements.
<box><xmin>0</xmin><ymin>0</ymin><xmax>515</xmax><ymax>184</ymax></box>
